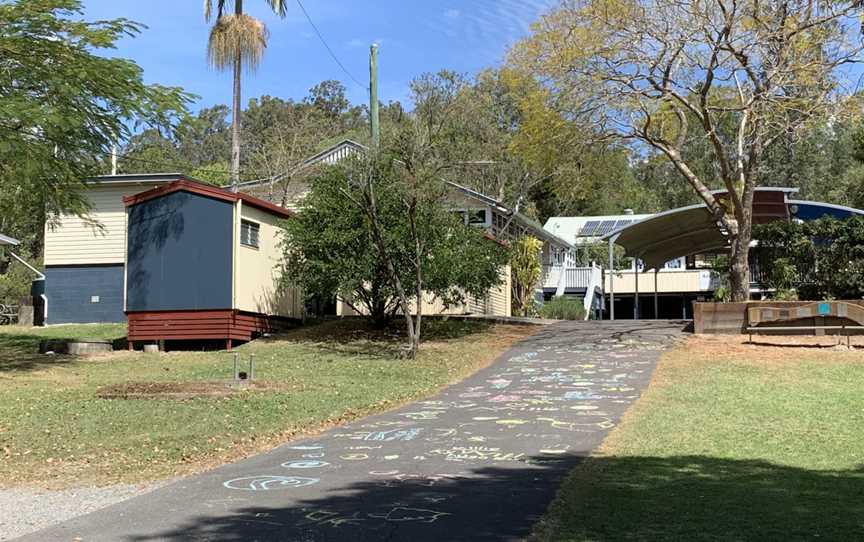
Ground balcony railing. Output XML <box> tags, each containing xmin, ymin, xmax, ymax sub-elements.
<box><xmin>540</xmin><ymin>265</ymin><xmax>602</xmax><ymax>291</ymax></box>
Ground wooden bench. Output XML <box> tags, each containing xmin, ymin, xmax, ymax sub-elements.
<box><xmin>747</xmin><ymin>301</ymin><xmax>864</xmax><ymax>346</ymax></box>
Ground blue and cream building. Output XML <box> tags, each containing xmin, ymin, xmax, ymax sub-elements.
<box><xmin>43</xmin><ymin>174</ymin><xmax>179</xmax><ymax>324</ymax></box>
<box><xmin>42</xmin><ymin>174</ymin><xmax>303</xmax><ymax>349</ymax></box>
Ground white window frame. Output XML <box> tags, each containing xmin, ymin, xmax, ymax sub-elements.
<box><xmin>240</xmin><ymin>219</ymin><xmax>260</xmax><ymax>249</ymax></box>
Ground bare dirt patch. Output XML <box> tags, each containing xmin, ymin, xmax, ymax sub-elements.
<box><xmin>96</xmin><ymin>380</ymin><xmax>296</xmax><ymax>400</ymax></box>
<box><xmin>682</xmin><ymin>333</ymin><xmax>864</xmax><ymax>364</ymax></box>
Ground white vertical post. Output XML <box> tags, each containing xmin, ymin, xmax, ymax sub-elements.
<box><xmin>111</xmin><ymin>144</ymin><xmax>118</xmax><ymax>175</ymax></box>
<box><xmin>654</xmin><ymin>269</ymin><xmax>659</xmax><ymax>320</ymax></box>
<box><xmin>634</xmin><ymin>258</ymin><xmax>639</xmax><ymax>319</ymax></box>
<box><xmin>608</xmin><ymin>237</ymin><xmax>615</xmax><ymax>321</ymax></box>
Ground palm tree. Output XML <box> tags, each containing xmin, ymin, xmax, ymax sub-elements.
<box><xmin>205</xmin><ymin>0</ymin><xmax>287</xmax><ymax>191</ymax></box>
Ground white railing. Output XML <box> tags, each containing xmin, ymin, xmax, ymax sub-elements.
<box><xmin>540</xmin><ymin>265</ymin><xmax>601</xmax><ymax>291</ymax></box>
<box><xmin>541</xmin><ymin>265</ymin><xmax>563</xmax><ymax>290</ymax></box>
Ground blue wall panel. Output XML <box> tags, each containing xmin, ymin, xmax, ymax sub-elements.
<box><xmin>126</xmin><ymin>191</ymin><xmax>233</xmax><ymax>312</ymax></box>
<box><xmin>793</xmin><ymin>203</ymin><xmax>864</xmax><ymax>221</ymax></box>
<box><xmin>44</xmin><ymin>265</ymin><xmax>125</xmax><ymax>324</ymax></box>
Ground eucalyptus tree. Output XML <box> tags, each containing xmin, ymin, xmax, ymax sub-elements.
<box><xmin>204</xmin><ymin>0</ymin><xmax>287</xmax><ymax>190</ymax></box>
<box><xmin>512</xmin><ymin>0</ymin><xmax>864</xmax><ymax>301</ymax></box>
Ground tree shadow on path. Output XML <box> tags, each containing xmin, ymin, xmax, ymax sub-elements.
<box><xmin>125</xmin><ymin>454</ymin><xmax>864</xmax><ymax>542</ymax></box>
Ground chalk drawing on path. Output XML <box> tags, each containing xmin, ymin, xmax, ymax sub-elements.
<box><xmin>300</xmin><ymin>510</ymin><xmax>365</xmax><ymax>527</ymax></box>
<box><xmin>368</xmin><ymin>507</ymin><xmax>452</xmax><ymax>523</ymax></box>
<box><xmin>282</xmin><ymin>460</ymin><xmax>330</xmax><ymax>469</ymax></box>
<box><xmin>223</xmin><ymin>475</ymin><xmax>319</xmax><ymax>491</ymax></box>
<box><xmin>288</xmin><ymin>444</ymin><xmax>323</xmax><ymax>451</ymax></box>
<box><xmin>339</xmin><ymin>453</ymin><xmax>369</xmax><ymax>461</ymax></box>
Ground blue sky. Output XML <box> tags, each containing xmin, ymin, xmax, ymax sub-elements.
<box><xmin>83</xmin><ymin>0</ymin><xmax>555</xmax><ymax>112</ymax></box>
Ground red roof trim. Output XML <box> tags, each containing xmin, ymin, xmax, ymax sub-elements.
<box><xmin>123</xmin><ymin>178</ymin><xmax>294</xmax><ymax>219</ymax></box>
<box><xmin>236</xmin><ymin>192</ymin><xmax>295</xmax><ymax>218</ymax></box>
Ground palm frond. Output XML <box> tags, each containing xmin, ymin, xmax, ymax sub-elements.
<box><xmin>207</xmin><ymin>14</ymin><xmax>269</xmax><ymax>72</ymax></box>
<box><xmin>266</xmin><ymin>0</ymin><xmax>288</xmax><ymax>17</ymax></box>
<box><xmin>204</xmin><ymin>0</ymin><xmax>229</xmax><ymax>22</ymax></box>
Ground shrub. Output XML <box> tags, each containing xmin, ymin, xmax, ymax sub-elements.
<box><xmin>511</xmin><ymin>236</ymin><xmax>542</xmax><ymax>317</ymax></box>
<box><xmin>754</xmin><ymin>216</ymin><xmax>864</xmax><ymax>300</ymax></box>
<box><xmin>539</xmin><ymin>296</ymin><xmax>586</xmax><ymax>320</ymax></box>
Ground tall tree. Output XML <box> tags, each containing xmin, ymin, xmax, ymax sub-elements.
<box><xmin>204</xmin><ymin>0</ymin><xmax>287</xmax><ymax>190</ymax></box>
<box><xmin>315</xmin><ymin>152</ymin><xmax>507</xmax><ymax>358</ymax></box>
<box><xmin>512</xmin><ymin>0</ymin><xmax>864</xmax><ymax>301</ymax></box>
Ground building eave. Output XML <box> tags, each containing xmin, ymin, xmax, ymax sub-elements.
<box><xmin>123</xmin><ymin>179</ymin><xmax>295</xmax><ymax>219</ymax></box>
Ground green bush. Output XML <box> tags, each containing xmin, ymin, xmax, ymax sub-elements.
<box><xmin>754</xmin><ymin>216</ymin><xmax>864</xmax><ymax>300</ymax></box>
<box><xmin>539</xmin><ymin>296</ymin><xmax>586</xmax><ymax>320</ymax></box>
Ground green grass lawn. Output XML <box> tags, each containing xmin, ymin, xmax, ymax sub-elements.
<box><xmin>534</xmin><ymin>336</ymin><xmax>864</xmax><ymax>542</ymax></box>
<box><xmin>0</xmin><ymin>319</ymin><xmax>535</xmax><ymax>488</ymax></box>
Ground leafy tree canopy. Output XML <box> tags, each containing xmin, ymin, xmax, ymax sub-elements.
<box><xmin>755</xmin><ymin>216</ymin><xmax>864</xmax><ymax>300</ymax></box>
<box><xmin>0</xmin><ymin>0</ymin><xmax>193</xmax><ymax>230</ymax></box>
<box><xmin>281</xmin><ymin>154</ymin><xmax>508</xmax><ymax>331</ymax></box>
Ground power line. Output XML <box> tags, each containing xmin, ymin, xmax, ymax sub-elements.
<box><xmin>0</xmin><ymin>125</ymin><xmax>265</xmax><ymax>182</ymax></box>
<box><xmin>294</xmin><ymin>0</ymin><xmax>368</xmax><ymax>91</ymax></box>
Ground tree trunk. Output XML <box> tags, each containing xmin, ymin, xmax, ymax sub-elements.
<box><xmin>407</xmin><ymin>270</ymin><xmax>423</xmax><ymax>360</ymax></box>
<box><xmin>358</xmin><ymin>163</ymin><xmax>417</xmax><ymax>358</ymax></box>
<box><xmin>230</xmin><ymin>51</ymin><xmax>241</xmax><ymax>192</ymax></box>
<box><xmin>727</xmin><ymin>215</ymin><xmax>752</xmax><ymax>302</ymax></box>
<box><xmin>229</xmin><ymin>0</ymin><xmax>243</xmax><ymax>192</ymax></box>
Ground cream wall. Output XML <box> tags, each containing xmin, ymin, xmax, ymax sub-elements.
<box><xmin>604</xmin><ymin>269</ymin><xmax>718</xmax><ymax>294</ymax></box>
<box><xmin>234</xmin><ymin>203</ymin><xmax>303</xmax><ymax>318</ymax></box>
<box><xmin>44</xmin><ymin>184</ymin><xmax>163</xmax><ymax>266</ymax></box>
<box><xmin>336</xmin><ymin>264</ymin><xmax>512</xmax><ymax>318</ymax></box>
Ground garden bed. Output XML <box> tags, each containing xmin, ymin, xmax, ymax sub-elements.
<box><xmin>95</xmin><ymin>380</ymin><xmax>295</xmax><ymax>400</ymax></box>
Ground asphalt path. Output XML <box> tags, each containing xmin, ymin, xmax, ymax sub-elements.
<box><xmin>18</xmin><ymin>320</ymin><xmax>686</xmax><ymax>542</ymax></box>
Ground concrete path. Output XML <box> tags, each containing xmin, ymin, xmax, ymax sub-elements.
<box><xmin>17</xmin><ymin>320</ymin><xmax>687</xmax><ymax>542</ymax></box>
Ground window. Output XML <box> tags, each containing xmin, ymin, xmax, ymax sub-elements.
<box><xmin>467</xmin><ymin>209</ymin><xmax>488</xmax><ymax>226</ymax></box>
<box><xmin>240</xmin><ymin>219</ymin><xmax>260</xmax><ymax>248</ymax></box>
<box><xmin>451</xmin><ymin>208</ymin><xmax>490</xmax><ymax>227</ymax></box>
<box><xmin>663</xmin><ymin>258</ymin><xmax>684</xmax><ymax>270</ymax></box>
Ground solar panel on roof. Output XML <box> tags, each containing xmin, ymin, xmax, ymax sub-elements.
<box><xmin>594</xmin><ymin>220</ymin><xmax>618</xmax><ymax>235</ymax></box>
<box><xmin>613</xmin><ymin>219</ymin><xmax>634</xmax><ymax>230</ymax></box>
<box><xmin>578</xmin><ymin>220</ymin><xmax>602</xmax><ymax>236</ymax></box>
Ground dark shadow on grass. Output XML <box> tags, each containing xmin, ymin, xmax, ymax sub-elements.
<box><xmin>0</xmin><ymin>333</ymin><xmax>79</xmax><ymax>373</ymax></box>
<box><xmin>120</xmin><ymin>453</ymin><xmax>864</xmax><ymax>542</ymax></box>
<box><xmin>0</xmin><ymin>332</ymin><xmax>127</xmax><ymax>373</ymax></box>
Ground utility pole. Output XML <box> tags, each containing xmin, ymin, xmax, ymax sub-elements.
<box><xmin>369</xmin><ymin>43</ymin><xmax>380</xmax><ymax>147</ymax></box>
<box><xmin>111</xmin><ymin>144</ymin><xmax>118</xmax><ymax>176</ymax></box>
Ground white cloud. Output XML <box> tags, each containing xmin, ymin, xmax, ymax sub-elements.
<box><xmin>444</xmin><ymin>8</ymin><xmax>461</xmax><ymax>18</ymax></box>
<box><xmin>431</xmin><ymin>0</ymin><xmax>556</xmax><ymax>63</ymax></box>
